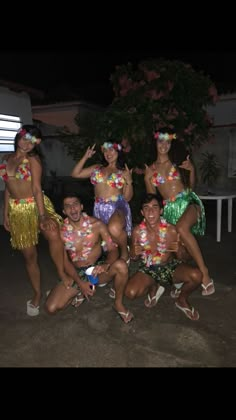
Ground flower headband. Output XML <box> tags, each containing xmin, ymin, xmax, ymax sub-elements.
<box><xmin>101</xmin><ymin>142</ymin><xmax>122</xmax><ymax>152</ymax></box>
<box><xmin>154</xmin><ymin>132</ymin><xmax>177</xmax><ymax>141</ymax></box>
<box><xmin>18</xmin><ymin>128</ymin><xmax>37</xmax><ymax>144</ymax></box>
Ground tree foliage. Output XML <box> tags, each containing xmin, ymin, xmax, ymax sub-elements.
<box><xmin>62</xmin><ymin>58</ymin><xmax>218</xmax><ymax>171</ymax></box>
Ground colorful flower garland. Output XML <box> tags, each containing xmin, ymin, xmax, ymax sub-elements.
<box><xmin>154</xmin><ymin>132</ymin><xmax>176</xmax><ymax>141</ymax></box>
<box><xmin>61</xmin><ymin>213</ymin><xmax>93</xmax><ymax>262</ymax></box>
<box><xmin>101</xmin><ymin>142</ymin><xmax>122</xmax><ymax>152</ymax></box>
<box><xmin>139</xmin><ymin>217</ymin><xmax>168</xmax><ymax>267</ymax></box>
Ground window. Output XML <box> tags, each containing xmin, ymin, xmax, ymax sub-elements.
<box><xmin>0</xmin><ymin>114</ymin><xmax>22</xmax><ymax>152</ymax></box>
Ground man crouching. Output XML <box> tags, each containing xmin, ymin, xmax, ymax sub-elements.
<box><xmin>45</xmin><ymin>193</ymin><xmax>133</xmax><ymax>324</ymax></box>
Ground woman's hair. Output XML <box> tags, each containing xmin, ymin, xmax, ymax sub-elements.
<box><xmin>14</xmin><ymin>124</ymin><xmax>43</xmax><ymax>159</ymax></box>
<box><xmin>155</xmin><ymin>128</ymin><xmax>191</xmax><ymax>188</ymax></box>
<box><xmin>101</xmin><ymin>141</ymin><xmax>125</xmax><ymax>169</ymax></box>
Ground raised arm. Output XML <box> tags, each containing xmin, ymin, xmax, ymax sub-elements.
<box><xmin>122</xmin><ymin>164</ymin><xmax>133</xmax><ymax>202</ymax></box>
<box><xmin>144</xmin><ymin>164</ymin><xmax>156</xmax><ymax>194</ymax></box>
<box><xmin>179</xmin><ymin>155</ymin><xmax>195</xmax><ymax>189</ymax></box>
<box><xmin>71</xmin><ymin>144</ymin><xmax>97</xmax><ymax>179</ymax></box>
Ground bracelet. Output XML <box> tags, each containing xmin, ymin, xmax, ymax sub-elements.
<box><xmin>39</xmin><ymin>214</ymin><xmax>46</xmax><ymax>220</ymax></box>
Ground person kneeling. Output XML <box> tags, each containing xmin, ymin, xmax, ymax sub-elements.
<box><xmin>125</xmin><ymin>193</ymin><xmax>202</xmax><ymax>321</ymax></box>
<box><xmin>45</xmin><ymin>193</ymin><xmax>133</xmax><ymax>324</ymax></box>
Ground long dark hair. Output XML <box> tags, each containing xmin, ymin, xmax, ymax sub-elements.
<box><xmin>155</xmin><ymin>128</ymin><xmax>191</xmax><ymax>188</ymax></box>
<box><xmin>101</xmin><ymin>141</ymin><xmax>125</xmax><ymax>170</ymax></box>
<box><xmin>14</xmin><ymin>124</ymin><xmax>43</xmax><ymax>159</ymax></box>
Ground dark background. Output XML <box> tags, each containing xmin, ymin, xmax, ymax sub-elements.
<box><xmin>0</xmin><ymin>50</ymin><xmax>235</xmax><ymax>104</ymax></box>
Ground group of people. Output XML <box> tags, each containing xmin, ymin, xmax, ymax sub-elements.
<box><xmin>0</xmin><ymin>124</ymin><xmax>214</xmax><ymax>323</ymax></box>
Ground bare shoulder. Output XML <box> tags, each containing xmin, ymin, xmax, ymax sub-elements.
<box><xmin>28</xmin><ymin>155</ymin><xmax>42</xmax><ymax>166</ymax></box>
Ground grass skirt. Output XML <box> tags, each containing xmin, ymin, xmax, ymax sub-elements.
<box><xmin>8</xmin><ymin>195</ymin><xmax>63</xmax><ymax>250</ymax></box>
<box><xmin>163</xmin><ymin>190</ymin><xmax>206</xmax><ymax>236</ymax></box>
<box><xmin>93</xmin><ymin>195</ymin><xmax>132</xmax><ymax>236</ymax></box>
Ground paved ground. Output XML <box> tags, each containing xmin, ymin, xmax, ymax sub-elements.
<box><xmin>0</xmin><ymin>199</ymin><xmax>236</xmax><ymax>367</ymax></box>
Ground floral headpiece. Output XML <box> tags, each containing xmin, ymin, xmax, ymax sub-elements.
<box><xmin>18</xmin><ymin>128</ymin><xmax>37</xmax><ymax>144</ymax></box>
<box><xmin>154</xmin><ymin>132</ymin><xmax>177</xmax><ymax>141</ymax></box>
<box><xmin>101</xmin><ymin>142</ymin><xmax>122</xmax><ymax>152</ymax></box>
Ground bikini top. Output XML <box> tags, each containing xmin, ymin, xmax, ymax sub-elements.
<box><xmin>90</xmin><ymin>166</ymin><xmax>125</xmax><ymax>189</ymax></box>
<box><xmin>151</xmin><ymin>164</ymin><xmax>180</xmax><ymax>187</ymax></box>
<box><xmin>0</xmin><ymin>158</ymin><xmax>31</xmax><ymax>182</ymax></box>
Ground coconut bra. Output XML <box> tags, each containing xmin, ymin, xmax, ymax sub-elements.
<box><xmin>90</xmin><ymin>166</ymin><xmax>125</xmax><ymax>189</ymax></box>
<box><xmin>0</xmin><ymin>158</ymin><xmax>31</xmax><ymax>182</ymax></box>
<box><xmin>151</xmin><ymin>164</ymin><xmax>180</xmax><ymax>187</ymax></box>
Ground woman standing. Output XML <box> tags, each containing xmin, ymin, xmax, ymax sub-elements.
<box><xmin>144</xmin><ymin>130</ymin><xmax>214</xmax><ymax>296</ymax></box>
<box><xmin>1</xmin><ymin>125</ymin><xmax>78</xmax><ymax>316</ymax></box>
<box><xmin>71</xmin><ymin>141</ymin><xmax>133</xmax><ymax>264</ymax></box>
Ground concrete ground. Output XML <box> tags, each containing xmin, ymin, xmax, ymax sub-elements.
<box><xmin>0</xmin><ymin>199</ymin><xmax>236</xmax><ymax>367</ymax></box>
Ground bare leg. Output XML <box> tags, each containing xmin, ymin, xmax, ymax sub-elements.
<box><xmin>108</xmin><ymin>211</ymin><xmax>129</xmax><ymax>262</ymax></box>
<box><xmin>176</xmin><ymin>205</ymin><xmax>213</xmax><ymax>293</ymax></box>
<box><xmin>45</xmin><ymin>283</ymin><xmax>79</xmax><ymax>314</ymax></box>
<box><xmin>125</xmin><ymin>272</ymin><xmax>155</xmax><ymax>300</ymax></box>
<box><xmin>21</xmin><ymin>246</ymin><xmax>41</xmax><ymax>307</ymax></box>
<box><xmin>42</xmin><ymin>226</ymin><xmax>74</xmax><ymax>285</ymax></box>
<box><xmin>173</xmin><ymin>264</ymin><xmax>202</xmax><ymax>320</ymax></box>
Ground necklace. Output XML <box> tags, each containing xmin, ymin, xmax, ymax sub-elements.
<box><xmin>61</xmin><ymin>213</ymin><xmax>93</xmax><ymax>262</ymax></box>
<box><xmin>139</xmin><ymin>218</ymin><xmax>168</xmax><ymax>267</ymax></box>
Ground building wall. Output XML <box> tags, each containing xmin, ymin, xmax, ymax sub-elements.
<box><xmin>0</xmin><ymin>87</ymin><xmax>32</xmax><ymax>193</ymax></box>
<box><xmin>194</xmin><ymin>94</ymin><xmax>236</xmax><ymax>193</ymax></box>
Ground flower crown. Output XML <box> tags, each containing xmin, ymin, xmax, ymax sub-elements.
<box><xmin>154</xmin><ymin>132</ymin><xmax>177</xmax><ymax>141</ymax></box>
<box><xmin>18</xmin><ymin>128</ymin><xmax>37</xmax><ymax>144</ymax></box>
<box><xmin>101</xmin><ymin>142</ymin><xmax>122</xmax><ymax>152</ymax></box>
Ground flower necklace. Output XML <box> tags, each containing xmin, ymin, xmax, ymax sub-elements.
<box><xmin>61</xmin><ymin>213</ymin><xmax>93</xmax><ymax>262</ymax></box>
<box><xmin>139</xmin><ymin>217</ymin><xmax>168</xmax><ymax>267</ymax></box>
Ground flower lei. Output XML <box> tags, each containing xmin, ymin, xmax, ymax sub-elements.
<box><xmin>61</xmin><ymin>213</ymin><xmax>93</xmax><ymax>262</ymax></box>
<box><xmin>101</xmin><ymin>142</ymin><xmax>122</xmax><ymax>152</ymax></box>
<box><xmin>154</xmin><ymin>132</ymin><xmax>176</xmax><ymax>141</ymax></box>
<box><xmin>0</xmin><ymin>164</ymin><xmax>8</xmax><ymax>181</ymax></box>
<box><xmin>139</xmin><ymin>217</ymin><xmax>168</xmax><ymax>267</ymax></box>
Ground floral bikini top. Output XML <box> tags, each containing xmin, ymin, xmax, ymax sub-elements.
<box><xmin>0</xmin><ymin>158</ymin><xmax>31</xmax><ymax>182</ymax></box>
<box><xmin>151</xmin><ymin>164</ymin><xmax>180</xmax><ymax>187</ymax></box>
<box><xmin>90</xmin><ymin>166</ymin><xmax>125</xmax><ymax>189</ymax></box>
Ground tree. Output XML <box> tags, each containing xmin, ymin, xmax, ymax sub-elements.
<box><xmin>61</xmin><ymin>58</ymin><xmax>218</xmax><ymax>221</ymax></box>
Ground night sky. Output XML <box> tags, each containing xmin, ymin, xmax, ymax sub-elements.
<box><xmin>1</xmin><ymin>50</ymin><xmax>236</xmax><ymax>103</ymax></box>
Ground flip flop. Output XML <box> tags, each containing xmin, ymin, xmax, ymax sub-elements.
<box><xmin>109</xmin><ymin>287</ymin><xmax>116</xmax><ymax>299</ymax></box>
<box><xmin>170</xmin><ymin>288</ymin><xmax>181</xmax><ymax>299</ymax></box>
<box><xmin>144</xmin><ymin>285</ymin><xmax>165</xmax><ymax>308</ymax></box>
<box><xmin>27</xmin><ymin>300</ymin><xmax>40</xmax><ymax>317</ymax></box>
<box><xmin>201</xmin><ymin>279</ymin><xmax>215</xmax><ymax>296</ymax></box>
<box><xmin>71</xmin><ymin>292</ymin><xmax>85</xmax><ymax>308</ymax></box>
<box><xmin>113</xmin><ymin>307</ymin><xmax>134</xmax><ymax>324</ymax></box>
<box><xmin>175</xmin><ymin>302</ymin><xmax>199</xmax><ymax>321</ymax></box>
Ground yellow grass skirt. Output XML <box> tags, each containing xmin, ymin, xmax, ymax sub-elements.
<box><xmin>8</xmin><ymin>195</ymin><xmax>63</xmax><ymax>250</ymax></box>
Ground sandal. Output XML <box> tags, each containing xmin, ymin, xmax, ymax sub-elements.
<box><xmin>109</xmin><ymin>287</ymin><xmax>116</xmax><ymax>299</ymax></box>
<box><xmin>201</xmin><ymin>279</ymin><xmax>215</xmax><ymax>296</ymax></box>
<box><xmin>175</xmin><ymin>302</ymin><xmax>199</xmax><ymax>321</ymax></box>
<box><xmin>27</xmin><ymin>300</ymin><xmax>40</xmax><ymax>317</ymax></box>
<box><xmin>71</xmin><ymin>292</ymin><xmax>85</xmax><ymax>308</ymax></box>
<box><xmin>113</xmin><ymin>307</ymin><xmax>134</xmax><ymax>324</ymax></box>
<box><xmin>144</xmin><ymin>285</ymin><xmax>165</xmax><ymax>308</ymax></box>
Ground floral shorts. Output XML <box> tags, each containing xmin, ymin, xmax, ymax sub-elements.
<box><xmin>138</xmin><ymin>259</ymin><xmax>182</xmax><ymax>286</ymax></box>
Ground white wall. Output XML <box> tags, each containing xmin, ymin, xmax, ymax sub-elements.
<box><xmin>0</xmin><ymin>87</ymin><xmax>33</xmax><ymax>194</ymax></box>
